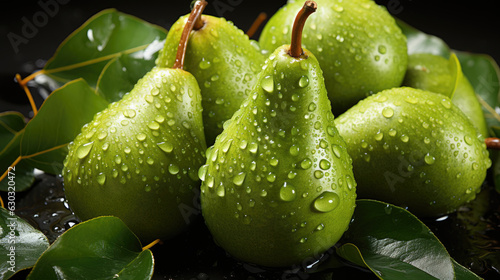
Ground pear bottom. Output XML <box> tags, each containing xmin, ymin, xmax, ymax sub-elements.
<box><xmin>65</xmin><ymin>179</ymin><xmax>200</xmax><ymax>243</ymax></box>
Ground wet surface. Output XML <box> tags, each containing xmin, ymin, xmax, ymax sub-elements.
<box><xmin>11</xmin><ymin>173</ymin><xmax>80</xmax><ymax>244</ymax></box>
<box><xmin>3</xmin><ymin>172</ymin><xmax>498</xmax><ymax>279</ymax></box>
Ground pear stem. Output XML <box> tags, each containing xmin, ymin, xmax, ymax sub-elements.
<box><xmin>173</xmin><ymin>0</ymin><xmax>208</xmax><ymax>69</ymax></box>
<box><xmin>289</xmin><ymin>1</ymin><xmax>317</xmax><ymax>58</ymax></box>
<box><xmin>194</xmin><ymin>17</ymin><xmax>205</xmax><ymax>30</ymax></box>
<box><xmin>194</xmin><ymin>8</ymin><xmax>206</xmax><ymax>30</ymax></box>
<box><xmin>246</xmin><ymin>12</ymin><xmax>268</xmax><ymax>38</ymax></box>
<box><xmin>485</xmin><ymin>137</ymin><xmax>500</xmax><ymax>150</ymax></box>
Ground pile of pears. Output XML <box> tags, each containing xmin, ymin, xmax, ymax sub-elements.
<box><xmin>62</xmin><ymin>0</ymin><xmax>492</xmax><ymax>269</ymax></box>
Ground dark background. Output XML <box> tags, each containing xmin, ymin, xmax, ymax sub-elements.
<box><xmin>1</xmin><ymin>0</ymin><xmax>499</xmax><ymax>116</ymax></box>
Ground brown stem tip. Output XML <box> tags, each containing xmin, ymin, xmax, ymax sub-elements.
<box><xmin>173</xmin><ymin>0</ymin><xmax>208</xmax><ymax>70</ymax></box>
<box><xmin>246</xmin><ymin>12</ymin><xmax>268</xmax><ymax>38</ymax></box>
<box><xmin>289</xmin><ymin>0</ymin><xmax>317</xmax><ymax>58</ymax></box>
<box><xmin>194</xmin><ymin>8</ymin><xmax>206</xmax><ymax>30</ymax></box>
<box><xmin>485</xmin><ymin>137</ymin><xmax>500</xmax><ymax>150</ymax></box>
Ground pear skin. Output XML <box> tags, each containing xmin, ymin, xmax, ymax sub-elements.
<box><xmin>403</xmin><ymin>53</ymin><xmax>489</xmax><ymax>137</ymax></box>
<box><xmin>260</xmin><ymin>0</ymin><xmax>408</xmax><ymax>115</ymax></box>
<box><xmin>63</xmin><ymin>1</ymin><xmax>208</xmax><ymax>243</ymax></box>
<box><xmin>200</xmin><ymin>2</ymin><xmax>356</xmax><ymax>267</ymax></box>
<box><xmin>335</xmin><ymin>87</ymin><xmax>491</xmax><ymax>217</ymax></box>
<box><xmin>157</xmin><ymin>14</ymin><xmax>266</xmax><ymax>145</ymax></box>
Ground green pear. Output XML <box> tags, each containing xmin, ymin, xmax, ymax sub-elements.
<box><xmin>62</xmin><ymin>1</ymin><xmax>208</xmax><ymax>243</ymax></box>
<box><xmin>403</xmin><ymin>52</ymin><xmax>489</xmax><ymax>137</ymax></box>
<box><xmin>259</xmin><ymin>0</ymin><xmax>408</xmax><ymax>115</ymax></box>
<box><xmin>335</xmin><ymin>87</ymin><xmax>491</xmax><ymax>217</ymax></box>
<box><xmin>200</xmin><ymin>1</ymin><xmax>356</xmax><ymax>267</ymax></box>
<box><xmin>156</xmin><ymin>9</ymin><xmax>266</xmax><ymax>145</ymax></box>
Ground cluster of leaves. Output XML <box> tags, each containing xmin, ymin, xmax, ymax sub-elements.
<box><xmin>0</xmin><ymin>7</ymin><xmax>499</xmax><ymax>280</ymax></box>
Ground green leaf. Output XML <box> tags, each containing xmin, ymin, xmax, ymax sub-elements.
<box><xmin>455</xmin><ymin>51</ymin><xmax>500</xmax><ymax>137</ymax></box>
<box><xmin>335</xmin><ymin>243</ymin><xmax>367</xmax><ymax>269</ymax></box>
<box><xmin>0</xmin><ymin>208</ymin><xmax>50</xmax><ymax>279</ymax></box>
<box><xmin>26</xmin><ymin>216</ymin><xmax>154</xmax><ymax>280</ymax></box>
<box><xmin>0</xmin><ymin>133</ymin><xmax>23</xmax><ymax>182</ymax></box>
<box><xmin>43</xmin><ymin>9</ymin><xmax>167</xmax><ymax>88</ymax></box>
<box><xmin>0</xmin><ymin>112</ymin><xmax>26</xmax><ymax>145</ymax></box>
<box><xmin>114</xmin><ymin>250</ymin><xmax>155</xmax><ymax>279</ymax></box>
<box><xmin>396</xmin><ymin>19</ymin><xmax>450</xmax><ymax>58</ymax></box>
<box><xmin>96</xmin><ymin>38</ymin><xmax>164</xmax><ymax>103</ymax></box>
<box><xmin>337</xmin><ymin>199</ymin><xmax>455</xmax><ymax>280</ymax></box>
<box><xmin>453</xmin><ymin>259</ymin><xmax>483</xmax><ymax>280</ymax></box>
<box><xmin>0</xmin><ymin>161</ymin><xmax>36</xmax><ymax>193</ymax></box>
<box><xmin>0</xmin><ymin>112</ymin><xmax>34</xmax><ymax>192</ymax></box>
<box><xmin>22</xmin><ymin>148</ymin><xmax>68</xmax><ymax>176</ymax></box>
<box><xmin>398</xmin><ymin>19</ymin><xmax>500</xmax><ymax>137</ymax></box>
<box><xmin>455</xmin><ymin>51</ymin><xmax>500</xmax><ymax>193</ymax></box>
<box><xmin>20</xmin><ymin>79</ymin><xmax>109</xmax><ymax>175</ymax></box>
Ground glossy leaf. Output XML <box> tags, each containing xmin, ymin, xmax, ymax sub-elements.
<box><xmin>0</xmin><ymin>112</ymin><xmax>34</xmax><ymax>192</ymax></box>
<box><xmin>22</xmin><ymin>148</ymin><xmax>68</xmax><ymax>176</ymax></box>
<box><xmin>96</xmin><ymin>38</ymin><xmax>164</xmax><ymax>103</ymax></box>
<box><xmin>453</xmin><ymin>260</ymin><xmax>483</xmax><ymax>280</ymax></box>
<box><xmin>0</xmin><ymin>208</ymin><xmax>50</xmax><ymax>279</ymax></box>
<box><xmin>398</xmin><ymin>19</ymin><xmax>500</xmax><ymax>137</ymax></box>
<box><xmin>455</xmin><ymin>51</ymin><xmax>500</xmax><ymax>136</ymax></box>
<box><xmin>455</xmin><ymin>50</ymin><xmax>500</xmax><ymax>193</ymax></box>
<box><xmin>26</xmin><ymin>216</ymin><xmax>154</xmax><ymax>280</ymax></box>
<box><xmin>337</xmin><ymin>199</ymin><xmax>455</xmax><ymax>280</ymax></box>
<box><xmin>0</xmin><ymin>112</ymin><xmax>25</xmax><ymax>145</ymax></box>
<box><xmin>397</xmin><ymin>19</ymin><xmax>450</xmax><ymax>58</ymax></box>
<box><xmin>20</xmin><ymin>79</ymin><xmax>109</xmax><ymax>175</ymax></box>
<box><xmin>0</xmin><ymin>161</ymin><xmax>35</xmax><ymax>193</ymax></box>
<box><xmin>43</xmin><ymin>9</ymin><xmax>167</xmax><ymax>88</ymax></box>
<box><xmin>0</xmin><ymin>132</ymin><xmax>23</xmax><ymax>180</ymax></box>
<box><xmin>114</xmin><ymin>250</ymin><xmax>155</xmax><ymax>279</ymax></box>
